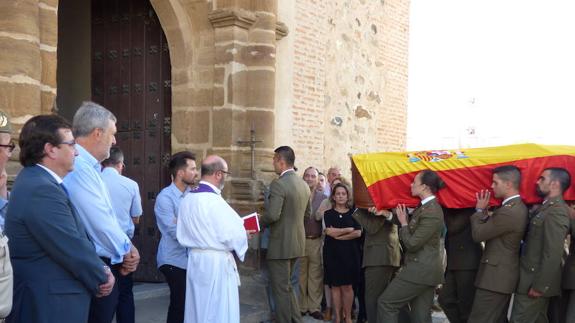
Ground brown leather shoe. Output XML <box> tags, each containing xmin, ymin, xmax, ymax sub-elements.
<box><xmin>322</xmin><ymin>308</ymin><xmax>332</xmax><ymax>321</ymax></box>
<box><xmin>310</xmin><ymin>311</ymin><xmax>324</xmax><ymax>320</ymax></box>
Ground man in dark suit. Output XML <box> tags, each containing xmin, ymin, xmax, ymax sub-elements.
<box><xmin>5</xmin><ymin>115</ymin><xmax>114</xmax><ymax>323</ymax></box>
<box><xmin>260</xmin><ymin>146</ymin><xmax>311</xmax><ymax>323</ymax></box>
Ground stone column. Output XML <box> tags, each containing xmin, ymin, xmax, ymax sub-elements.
<box><xmin>0</xmin><ymin>0</ymin><xmax>58</xmax><ymax>178</ymax></box>
<box><xmin>208</xmin><ymin>3</ymin><xmax>287</xmax><ymax>196</ymax></box>
<box><xmin>0</xmin><ymin>0</ymin><xmax>57</xmax><ymax>123</ymax></box>
<box><xmin>208</xmin><ymin>1</ymin><xmax>288</xmax><ymax>268</ymax></box>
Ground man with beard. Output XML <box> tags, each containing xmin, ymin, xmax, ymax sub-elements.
<box><xmin>155</xmin><ymin>151</ymin><xmax>198</xmax><ymax>323</ymax></box>
<box><xmin>176</xmin><ymin>155</ymin><xmax>250</xmax><ymax>323</ymax></box>
<box><xmin>468</xmin><ymin>165</ymin><xmax>528</xmax><ymax>323</ymax></box>
<box><xmin>510</xmin><ymin>168</ymin><xmax>570</xmax><ymax>323</ymax></box>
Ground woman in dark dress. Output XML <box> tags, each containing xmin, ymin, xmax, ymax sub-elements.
<box><xmin>324</xmin><ymin>183</ymin><xmax>362</xmax><ymax>323</ymax></box>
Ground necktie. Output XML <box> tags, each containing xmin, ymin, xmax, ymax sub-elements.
<box><xmin>60</xmin><ymin>183</ymin><xmax>69</xmax><ymax>197</ymax></box>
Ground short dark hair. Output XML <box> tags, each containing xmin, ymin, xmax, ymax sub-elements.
<box><xmin>274</xmin><ymin>146</ymin><xmax>295</xmax><ymax>167</ymax></box>
<box><xmin>201</xmin><ymin>159</ymin><xmax>226</xmax><ymax>176</ymax></box>
<box><xmin>168</xmin><ymin>151</ymin><xmax>196</xmax><ymax>179</ymax></box>
<box><xmin>101</xmin><ymin>146</ymin><xmax>124</xmax><ymax>167</ymax></box>
<box><xmin>330</xmin><ymin>183</ymin><xmax>353</xmax><ymax>209</ymax></box>
<box><xmin>419</xmin><ymin>169</ymin><xmax>445</xmax><ymax>193</ymax></box>
<box><xmin>545</xmin><ymin>167</ymin><xmax>571</xmax><ymax>193</ymax></box>
<box><xmin>493</xmin><ymin>165</ymin><xmax>521</xmax><ymax>189</ymax></box>
<box><xmin>19</xmin><ymin>115</ymin><xmax>72</xmax><ymax>167</ymax></box>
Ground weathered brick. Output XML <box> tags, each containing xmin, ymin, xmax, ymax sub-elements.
<box><xmin>0</xmin><ymin>0</ymin><xmax>39</xmax><ymax>38</ymax></box>
<box><xmin>0</xmin><ymin>82</ymin><xmax>41</xmax><ymax>118</ymax></box>
<box><xmin>0</xmin><ymin>37</ymin><xmax>41</xmax><ymax>80</ymax></box>
<box><xmin>173</xmin><ymin>109</ymin><xmax>210</xmax><ymax>144</ymax></box>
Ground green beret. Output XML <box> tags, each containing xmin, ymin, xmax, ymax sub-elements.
<box><xmin>0</xmin><ymin>110</ymin><xmax>12</xmax><ymax>133</ymax></box>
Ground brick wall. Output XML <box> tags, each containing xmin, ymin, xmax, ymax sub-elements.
<box><xmin>291</xmin><ymin>0</ymin><xmax>328</xmax><ymax>169</ymax></box>
<box><xmin>286</xmin><ymin>0</ymin><xmax>410</xmax><ymax>177</ymax></box>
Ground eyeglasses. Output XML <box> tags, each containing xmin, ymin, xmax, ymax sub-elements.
<box><xmin>0</xmin><ymin>142</ymin><xmax>15</xmax><ymax>152</ymax></box>
<box><xmin>219</xmin><ymin>169</ymin><xmax>231</xmax><ymax>175</ymax></box>
<box><xmin>59</xmin><ymin>140</ymin><xmax>76</xmax><ymax>147</ymax></box>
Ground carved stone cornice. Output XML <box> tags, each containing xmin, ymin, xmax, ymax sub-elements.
<box><xmin>208</xmin><ymin>8</ymin><xmax>289</xmax><ymax>40</ymax></box>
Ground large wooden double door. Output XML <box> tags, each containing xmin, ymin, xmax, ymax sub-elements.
<box><xmin>91</xmin><ymin>0</ymin><xmax>171</xmax><ymax>281</ymax></box>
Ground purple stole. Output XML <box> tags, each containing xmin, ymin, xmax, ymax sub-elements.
<box><xmin>192</xmin><ymin>182</ymin><xmax>218</xmax><ymax>195</ymax></box>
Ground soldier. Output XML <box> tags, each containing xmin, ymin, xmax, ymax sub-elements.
<box><xmin>563</xmin><ymin>207</ymin><xmax>575</xmax><ymax>322</ymax></box>
<box><xmin>439</xmin><ymin>208</ymin><xmax>483</xmax><ymax>323</ymax></box>
<box><xmin>377</xmin><ymin>169</ymin><xmax>445</xmax><ymax>323</ymax></box>
<box><xmin>510</xmin><ymin>167</ymin><xmax>571</xmax><ymax>323</ymax></box>
<box><xmin>353</xmin><ymin>208</ymin><xmax>401</xmax><ymax>323</ymax></box>
<box><xmin>260</xmin><ymin>146</ymin><xmax>311</xmax><ymax>323</ymax></box>
<box><xmin>467</xmin><ymin>165</ymin><xmax>528</xmax><ymax>323</ymax></box>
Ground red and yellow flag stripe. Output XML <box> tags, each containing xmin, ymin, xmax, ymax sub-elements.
<box><xmin>352</xmin><ymin>144</ymin><xmax>575</xmax><ymax>209</ymax></box>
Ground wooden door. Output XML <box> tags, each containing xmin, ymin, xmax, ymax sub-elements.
<box><xmin>91</xmin><ymin>0</ymin><xmax>171</xmax><ymax>282</ymax></box>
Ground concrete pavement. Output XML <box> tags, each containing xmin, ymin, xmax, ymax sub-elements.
<box><xmin>123</xmin><ymin>272</ymin><xmax>448</xmax><ymax>323</ymax></box>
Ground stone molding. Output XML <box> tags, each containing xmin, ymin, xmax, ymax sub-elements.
<box><xmin>208</xmin><ymin>8</ymin><xmax>288</xmax><ymax>40</ymax></box>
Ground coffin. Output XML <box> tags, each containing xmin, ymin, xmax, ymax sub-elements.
<box><xmin>351</xmin><ymin>143</ymin><xmax>575</xmax><ymax>209</ymax></box>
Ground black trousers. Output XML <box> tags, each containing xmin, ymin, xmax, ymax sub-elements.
<box><xmin>88</xmin><ymin>259</ymin><xmax>120</xmax><ymax>323</ymax></box>
<box><xmin>159</xmin><ymin>265</ymin><xmax>187</xmax><ymax>323</ymax></box>
<box><xmin>115</xmin><ymin>272</ymin><xmax>135</xmax><ymax>323</ymax></box>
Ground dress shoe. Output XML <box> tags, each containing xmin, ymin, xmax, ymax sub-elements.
<box><xmin>322</xmin><ymin>307</ymin><xmax>332</xmax><ymax>321</ymax></box>
<box><xmin>310</xmin><ymin>311</ymin><xmax>324</xmax><ymax>320</ymax></box>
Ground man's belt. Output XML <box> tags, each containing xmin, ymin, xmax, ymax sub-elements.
<box><xmin>306</xmin><ymin>235</ymin><xmax>321</xmax><ymax>239</ymax></box>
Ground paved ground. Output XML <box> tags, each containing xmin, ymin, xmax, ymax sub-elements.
<box><xmin>123</xmin><ymin>273</ymin><xmax>448</xmax><ymax>323</ymax></box>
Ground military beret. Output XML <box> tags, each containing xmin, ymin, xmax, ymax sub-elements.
<box><xmin>0</xmin><ymin>110</ymin><xmax>12</xmax><ymax>133</ymax></box>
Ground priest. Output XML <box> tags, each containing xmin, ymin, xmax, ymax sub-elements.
<box><xmin>176</xmin><ymin>155</ymin><xmax>250</xmax><ymax>323</ymax></box>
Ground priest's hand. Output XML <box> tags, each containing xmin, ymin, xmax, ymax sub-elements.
<box><xmin>246</xmin><ymin>229</ymin><xmax>257</xmax><ymax>239</ymax></box>
<box><xmin>97</xmin><ymin>266</ymin><xmax>115</xmax><ymax>298</ymax></box>
<box><xmin>120</xmin><ymin>245</ymin><xmax>140</xmax><ymax>276</ymax></box>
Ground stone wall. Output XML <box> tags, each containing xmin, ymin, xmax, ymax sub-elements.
<box><xmin>277</xmin><ymin>0</ymin><xmax>410</xmax><ymax>177</ymax></box>
<box><xmin>0</xmin><ymin>0</ymin><xmax>57</xmax><ymax>126</ymax></box>
<box><xmin>0</xmin><ymin>0</ymin><xmax>409</xmax><ymax>183</ymax></box>
<box><xmin>0</xmin><ymin>0</ymin><xmax>59</xmax><ymax>176</ymax></box>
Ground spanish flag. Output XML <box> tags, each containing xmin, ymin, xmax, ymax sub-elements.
<box><xmin>351</xmin><ymin>143</ymin><xmax>575</xmax><ymax>209</ymax></box>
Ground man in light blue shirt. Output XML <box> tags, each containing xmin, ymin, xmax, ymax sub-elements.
<box><xmin>63</xmin><ymin>101</ymin><xmax>140</xmax><ymax>323</ymax></box>
<box><xmin>101</xmin><ymin>146</ymin><xmax>143</xmax><ymax>323</ymax></box>
<box><xmin>155</xmin><ymin>151</ymin><xmax>198</xmax><ymax>323</ymax></box>
<box><xmin>101</xmin><ymin>147</ymin><xmax>142</xmax><ymax>239</ymax></box>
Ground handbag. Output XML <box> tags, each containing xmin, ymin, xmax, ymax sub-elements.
<box><xmin>0</xmin><ymin>232</ymin><xmax>13</xmax><ymax>318</ymax></box>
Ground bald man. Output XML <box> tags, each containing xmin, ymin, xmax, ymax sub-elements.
<box><xmin>176</xmin><ymin>155</ymin><xmax>250</xmax><ymax>323</ymax></box>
